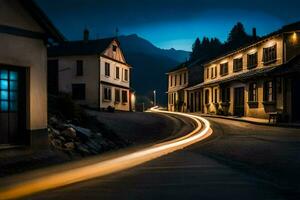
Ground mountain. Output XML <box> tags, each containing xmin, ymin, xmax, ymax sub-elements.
<box><xmin>118</xmin><ymin>34</ymin><xmax>190</xmax><ymax>106</ymax></box>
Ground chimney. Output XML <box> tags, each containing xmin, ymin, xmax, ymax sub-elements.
<box><xmin>83</xmin><ymin>29</ymin><xmax>89</xmax><ymax>41</ymax></box>
<box><xmin>252</xmin><ymin>28</ymin><xmax>257</xmax><ymax>39</ymax></box>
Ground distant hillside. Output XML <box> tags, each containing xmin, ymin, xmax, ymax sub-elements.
<box><xmin>118</xmin><ymin>34</ymin><xmax>190</xmax><ymax>106</ymax></box>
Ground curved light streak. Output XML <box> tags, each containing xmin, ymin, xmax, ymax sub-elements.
<box><xmin>0</xmin><ymin>108</ymin><xmax>212</xmax><ymax>200</ymax></box>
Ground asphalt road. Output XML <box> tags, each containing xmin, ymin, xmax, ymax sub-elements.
<box><xmin>24</xmin><ymin>115</ymin><xmax>300</xmax><ymax>200</ymax></box>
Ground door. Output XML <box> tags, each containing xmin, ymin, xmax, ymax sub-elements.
<box><xmin>292</xmin><ymin>77</ymin><xmax>300</xmax><ymax>122</ymax></box>
<box><xmin>234</xmin><ymin>87</ymin><xmax>245</xmax><ymax>116</ymax></box>
<box><xmin>0</xmin><ymin>67</ymin><xmax>26</xmax><ymax>145</ymax></box>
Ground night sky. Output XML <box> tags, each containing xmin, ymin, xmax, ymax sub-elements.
<box><xmin>37</xmin><ymin>0</ymin><xmax>300</xmax><ymax>51</ymax></box>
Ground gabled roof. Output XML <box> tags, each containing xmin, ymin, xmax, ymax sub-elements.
<box><xmin>48</xmin><ymin>37</ymin><xmax>117</xmax><ymax>57</ymax></box>
<box><xmin>19</xmin><ymin>0</ymin><xmax>65</xmax><ymax>42</ymax></box>
<box><xmin>205</xmin><ymin>21</ymin><xmax>300</xmax><ymax>65</ymax></box>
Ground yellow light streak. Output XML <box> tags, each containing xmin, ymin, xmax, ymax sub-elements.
<box><xmin>0</xmin><ymin>108</ymin><xmax>212</xmax><ymax>200</ymax></box>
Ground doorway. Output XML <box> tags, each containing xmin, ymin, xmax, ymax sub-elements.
<box><xmin>0</xmin><ymin>66</ymin><xmax>26</xmax><ymax>145</ymax></box>
<box><xmin>234</xmin><ymin>87</ymin><xmax>245</xmax><ymax>116</ymax></box>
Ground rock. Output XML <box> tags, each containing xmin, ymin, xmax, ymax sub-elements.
<box><xmin>51</xmin><ymin>139</ymin><xmax>62</xmax><ymax>148</ymax></box>
<box><xmin>64</xmin><ymin>142</ymin><xmax>75</xmax><ymax>150</ymax></box>
<box><xmin>68</xmin><ymin>124</ymin><xmax>92</xmax><ymax>141</ymax></box>
<box><xmin>76</xmin><ymin>145</ymin><xmax>90</xmax><ymax>154</ymax></box>
<box><xmin>61</xmin><ymin>127</ymin><xmax>76</xmax><ymax>138</ymax></box>
<box><xmin>58</xmin><ymin>136</ymin><xmax>66</xmax><ymax>142</ymax></box>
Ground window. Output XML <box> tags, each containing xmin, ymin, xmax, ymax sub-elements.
<box><xmin>124</xmin><ymin>69</ymin><xmax>129</xmax><ymax>81</ymax></box>
<box><xmin>233</xmin><ymin>58</ymin><xmax>243</xmax><ymax>72</ymax></box>
<box><xmin>263</xmin><ymin>44</ymin><xmax>277</xmax><ymax>64</ymax></box>
<box><xmin>221</xmin><ymin>87</ymin><xmax>230</xmax><ymax>102</ymax></box>
<box><xmin>214</xmin><ymin>88</ymin><xmax>218</xmax><ymax>103</ymax></box>
<box><xmin>249</xmin><ymin>83</ymin><xmax>258</xmax><ymax>102</ymax></box>
<box><xmin>220</xmin><ymin>62</ymin><xmax>228</xmax><ymax>76</ymax></box>
<box><xmin>112</xmin><ymin>45</ymin><xmax>117</xmax><ymax>52</ymax></box>
<box><xmin>211</xmin><ymin>68</ymin><xmax>214</xmax><ymax>79</ymax></box>
<box><xmin>264</xmin><ymin>81</ymin><xmax>275</xmax><ymax>102</ymax></box>
<box><xmin>115</xmin><ymin>89</ymin><xmax>120</xmax><ymax>102</ymax></box>
<box><xmin>72</xmin><ymin>84</ymin><xmax>85</xmax><ymax>100</ymax></box>
<box><xmin>103</xmin><ymin>87</ymin><xmax>112</xmax><ymax>101</ymax></box>
<box><xmin>174</xmin><ymin>75</ymin><xmax>177</xmax><ymax>86</ymax></box>
<box><xmin>184</xmin><ymin>72</ymin><xmax>187</xmax><ymax>84</ymax></box>
<box><xmin>0</xmin><ymin>70</ymin><xmax>18</xmax><ymax>112</ymax></box>
<box><xmin>170</xmin><ymin>76</ymin><xmax>173</xmax><ymax>87</ymax></box>
<box><xmin>206</xmin><ymin>68</ymin><xmax>209</xmax><ymax>79</ymax></box>
<box><xmin>115</xmin><ymin>67</ymin><xmax>120</xmax><ymax>79</ymax></box>
<box><xmin>105</xmin><ymin>62</ymin><xmax>110</xmax><ymax>76</ymax></box>
<box><xmin>76</xmin><ymin>60</ymin><xmax>83</xmax><ymax>76</ymax></box>
<box><xmin>169</xmin><ymin>93</ymin><xmax>172</xmax><ymax>104</ymax></box>
<box><xmin>122</xmin><ymin>90</ymin><xmax>128</xmax><ymax>103</ymax></box>
<box><xmin>247</xmin><ymin>53</ymin><xmax>258</xmax><ymax>69</ymax></box>
<box><xmin>205</xmin><ymin>90</ymin><xmax>210</xmax><ymax>104</ymax></box>
<box><xmin>179</xmin><ymin>74</ymin><xmax>182</xmax><ymax>85</ymax></box>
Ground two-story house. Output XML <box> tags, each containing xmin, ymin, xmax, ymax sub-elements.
<box><xmin>167</xmin><ymin>58</ymin><xmax>204</xmax><ymax>112</ymax></box>
<box><xmin>0</xmin><ymin>0</ymin><xmax>64</xmax><ymax>147</ymax></box>
<box><xmin>188</xmin><ymin>22</ymin><xmax>300</xmax><ymax>122</ymax></box>
<box><xmin>48</xmin><ymin>31</ymin><xmax>132</xmax><ymax>111</ymax></box>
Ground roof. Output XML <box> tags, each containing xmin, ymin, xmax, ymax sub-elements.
<box><xmin>167</xmin><ymin>56</ymin><xmax>208</xmax><ymax>74</ymax></box>
<box><xmin>48</xmin><ymin>37</ymin><xmax>117</xmax><ymax>57</ymax></box>
<box><xmin>204</xmin><ymin>21</ymin><xmax>300</xmax><ymax>66</ymax></box>
<box><xmin>186</xmin><ymin>66</ymin><xmax>278</xmax><ymax>90</ymax></box>
<box><xmin>19</xmin><ymin>0</ymin><xmax>65</xmax><ymax>42</ymax></box>
<box><xmin>167</xmin><ymin>61</ymin><xmax>190</xmax><ymax>73</ymax></box>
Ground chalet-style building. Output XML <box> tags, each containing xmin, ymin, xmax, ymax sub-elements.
<box><xmin>0</xmin><ymin>0</ymin><xmax>64</xmax><ymax>147</ymax></box>
<box><xmin>167</xmin><ymin>59</ymin><xmax>204</xmax><ymax>112</ymax></box>
<box><xmin>48</xmin><ymin>31</ymin><xmax>133</xmax><ymax>111</ymax></box>
<box><xmin>186</xmin><ymin>22</ymin><xmax>300</xmax><ymax>122</ymax></box>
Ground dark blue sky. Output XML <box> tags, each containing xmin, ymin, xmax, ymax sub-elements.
<box><xmin>37</xmin><ymin>0</ymin><xmax>300</xmax><ymax>51</ymax></box>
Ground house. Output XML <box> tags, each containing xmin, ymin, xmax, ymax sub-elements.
<box><xmin>186</xmin><ymin>22</ymin><xmax>300</xmax><ymax>122</ymax></box>
<box><xmin>167</xmin><ymin>59</ymin><xmax>204</xmax><ymax>112</ymax></box>
<box><xmin>48</xmin><ymin>31</ymin><xmax>133</xmax><ymax>111</ymax></box>
<box><xmin>0</xmin><ymin>0</ymin><xmax>64</xmax><ymax>147</ymax></box>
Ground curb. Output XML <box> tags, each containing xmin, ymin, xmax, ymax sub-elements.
<box><xmin>198</xmin><ymin>114</ymin><xmax>300</xmax><ymax>129</ymax></box>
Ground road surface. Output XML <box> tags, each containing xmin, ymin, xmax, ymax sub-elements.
<box><xmin>23</xmin><ymin>114</ymin><xmax>300</xmax><ymax>200</ymax></box>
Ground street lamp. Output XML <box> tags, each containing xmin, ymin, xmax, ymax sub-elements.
<box><xmin>153</xmin><ymin>90</ymin><xmax>156</xmax><ymax>106</ymax></box>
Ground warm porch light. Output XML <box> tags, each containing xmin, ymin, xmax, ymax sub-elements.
<box><xmin>292</xmin><ymin>32</ymin><xmax>298</xmax><ymax>43</ymax></box>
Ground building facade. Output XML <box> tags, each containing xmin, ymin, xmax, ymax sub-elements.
<box><xmin>167</xmin><ymin>65</ymin><xmax>188</xmax><ymax>112</ymax></box>
<box><xmin>48</xmin><ymin>33</ymin><xmax>133</xmax><ymax>111</ymax></box>
<box><xmin>0</xmin><ymin>0</ymin><xmax>64</xmax><ymax>147</ymax></box>
<box><xmin>187</xmin><ymin>22</ymin><xmax>300</xmax><ymax>122</ymax></box>
<box><xmin>167</xmin><ymin>59</ymin><xmax>204</xmax><ymax>112</ymax></box>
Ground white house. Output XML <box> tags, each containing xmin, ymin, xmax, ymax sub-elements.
<box><xmin>0</xmin><ymin>0</ymin><xmax>64</xmax><ymax>147</ymax></box>
<box><xmin>48</xmin><ymin>31</ymin><xmax>133</xmax><ymax>111</ymax></box>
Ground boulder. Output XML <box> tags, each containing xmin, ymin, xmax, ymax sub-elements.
<box><xmin>61</xmin><ymin>127</ymin><xmax>76</xmax><ymax>138</ymax></box>
<box><xmin>64</xmin><ymin>142</ymin><xmax>75</xmax><ymax>150</ymax></box>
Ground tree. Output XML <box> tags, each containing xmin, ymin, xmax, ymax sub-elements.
<box><xmin>226</xmin><ymin>22</ymin><xmax>253</xmax><ymax>50</ymax></box>
<box><xmin>190</xmin><ymin>38</ymin><xmax>201</xmax><ymax>61</ymax></box>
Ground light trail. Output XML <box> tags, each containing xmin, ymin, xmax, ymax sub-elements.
<box><xmin>0</xmin><ymin>108</ymin><xmax>212</xmax><ymax>200</ymax></box>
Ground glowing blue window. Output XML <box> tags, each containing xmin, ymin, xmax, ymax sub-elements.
<box><xmin>0</xmin><ymin>80</ymin><xmax>8</xmax><ymax>90</ymax></box>
<box><xmin>10</xmin><ymin>81</ymin><xmax>17</xmax><ymax>90</ymax></box>
<box><xmin>10</xmin><ymin>92</ymin><xmax>17</xmax><ymax>100</ymax></box>
<box><xmin>10</xmin><ymin>101</ymin><xmax>17</xmax><ymax>112</ymax></box>
<box><xmin>9</xmin><ymin>71</ymin><xmax>18</xmax><ymax>81</ymax></box>
<box><xmin>0</xmin><ymin>91</ymin><xmax>8</xmax><ymax>100</ymax></box>
<box><xmin>0</xmin><ymin>70</ymin><xmax>8</xmax><ymax>79</ymax></box>
<box><xmin>0</xmin><ymin>100</ymin><xmax>8</xmax><ymax>111</ymax></box>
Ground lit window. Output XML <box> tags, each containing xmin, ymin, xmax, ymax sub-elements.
<box><xmin>263</xmin><ymin>45</ymin><xmax>277</xmax><ymax>64</ymax></box>
<box><xmin>264</xmin><ymin>81</ymin><xmax>275</xmax><ymax>102</ymax></box>
<box><xmin>249</xmin><ymin>83</ymin><xmax>258</xmax><ymax>102</ymax></box>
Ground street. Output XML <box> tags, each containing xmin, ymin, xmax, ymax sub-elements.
<box><xmin>23</xmin><ymin>114</ymin><xmax>300</xmax><ymax>200</ymax></box>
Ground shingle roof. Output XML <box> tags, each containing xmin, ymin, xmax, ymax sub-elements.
<box><xmin>48</xmin><ymin>37</ymin><xmax>117</xmax><ymax>57</ymax></box>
